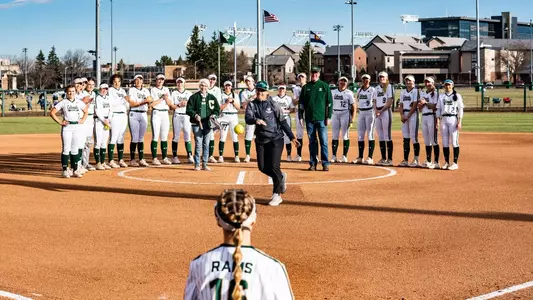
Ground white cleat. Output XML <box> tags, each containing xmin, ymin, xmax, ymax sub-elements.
<box><xmin>172</xmin><ymin>157</ymin><xmax>181</xmax><ymax>164</ymax></box>
<box><xmin>408</xmin><ymin>159</ymin><xmax>420</xmax><ymax>168</ymax></box>
<box><xmin>234</xmin><ymin>156</ymin><xmax>240</xmax><ymax>163</ymax></box>
<box><xmin>129</xmin><ymin>159</ymin><xmax>139</xmax><ymax>167</ymax></box>
<box><xmin>109</xmin><ymin>160</ymin><xmax>120</xmax><ymax>168</ymax></box>
<box><xmin>67</xmin><ymin>168</ymin><xmax>73</xmax><ymax>176</ymax></box>
<box><xmin>441</xmin><ymin>162</ymin><xmax>449</xmax><ymax>170</ymax></box>
<box><xmin>218</xmin><ymin>156</ymin><xmax>224</xmax><ymax>163</ymax></box>
<box><xmin>385</xmin><ymin>160</ymin><xmax>393</xmax><ymax>166</ymax></box>
<box><xmin>118</xmin><ymin>159</ymin><xmax>128</xmax><ymax>168</ymax></box>
<box><xmin>79</xmin><ymin>166</ymin><xmax>87</xmax><ymax>174</ymax></box>
<box><xmin>188</xmin><ymin>155</ymin><xmax>194</xmax><ymax>164</ymax></box>
<box><xmin>431</xmin><ymin>162</ymin><xmax>440</xmax><ymax>170</ymax></box>
<box><xmin>376</xmin><ymin>159</ymin><xmax>386</xmax><ymax>166</ymax></box>
<box><xmin>421</xmin><ymin>160</ymin><xmax>430</xmax><ymax>168</ymax></box>
<box><xmin>202</xmin><ymin>165</ymin><xmax>212</xmax><ymax>171</ymax></box>
<box><xmin>73</xmin><ymin>170</ymin><xmax>83</xmax><ymax>178</ymax></box>
<box><xmin>340</xmin><ymin>156</ymin><xmax>348</xmax><ymax>163</ymax></box>
<box><xmin>426</xmin><ymin>161</ymin><xmax>435</xmax><ymax>169</ymax></box>
<box><xmin>287</xmin><ymin>155</ymin><xmax>292</xmax><ymax>162</ymax></box>
<box><xmin>62</xmin><ymin>170</ymin><xmax>71</xmax><ymax>178</ymax></box>
<box><xmin>139</xmin><ymin>159</ymin><xmax>149</xmax><ymax>167</ymax></box>
<box><xmin>330</xmin><ymin>155</ymin><xmax>337</xmax><ymax>163</ymax></box>
<box><xmin>244</xmin><ymin>155</ymin><xmax>251</xmax><ymax>163</ymax></box>
<box><xmin>352</xmin><ymin>157</ymin><xmax>363</xmax><ymax>164</ymax></box>
<box><xmin>448</xmin><ymin>163</ymin><xmax>459</xmax><ymax>170</ymax></box>
<box><xmin>152</xmin><ymin>158</ymin><xmax>161</xmax><ymax>166</ymax></box>
<box><xmin>294</xmin><ymin>155</ymin><xmax>302</xmax><ymax>162</ymax></box>
<box><xmin>162</xmin><ymin>157</ymin><xmax>172</xmax><ymax>165</ymax></box>
<box><xmin>194</xmin><ymin>165</ymin><xmax>201</xmax><ymax>171</ymax></box>
<box><xmin>363</xmin><ymin>158</ymin><xmax>374</xmax><ymax>165</ymax></box>
<box><xmin>399</xmin><ymin>160</ymin><xmax>409</xmax><ymax>167</ymax></box>
<box><xmin>209</xmin><ymin>156</ymin><xmax>218</xmax><ymax>163</ymax></box>
<box><xmin>103</xmin><ymin>163</ymin><xmax>112</xmax><ymax>170</ymax></box>
<box><xmin>95</xmin><ymin>163</ymin><xmax>105</xmax><ymax>171</ymax></box>
<box><xmin>269</xmin><ymin>193</ymin><xmax>283</xmax><ymax>206</ymax></box>
<box><xmin>86</xmin><ymin>164</ymin><xmax>96</xmax><ymax>171</ymax></box>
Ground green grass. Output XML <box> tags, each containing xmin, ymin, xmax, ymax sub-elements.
<box><xmin>1</xmin><ymin>112</ymin><xmax>532</xmax><ymax>135</ymax></box>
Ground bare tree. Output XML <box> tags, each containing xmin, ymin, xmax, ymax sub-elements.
<box><xmin>500</xmin><ymin>41</ymin><xmax>531</xmax><ymax>82</ymax></box>
<box><xmin>62</xmin><ymin>49</ymin><xmax>91</xmax><ymax>77</ymax></box>
<box><xmin>13</xmin><ymin>55</ymin><xmax>35</xmax><ymax>89</ymax></box>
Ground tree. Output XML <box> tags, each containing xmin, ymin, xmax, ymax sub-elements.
<box><xmin>185</xmin><ymin>25</ymin><xmax>208</xmax><ymax>77</ymax></box>
<box><xmin>63</xmin><ymin>49</ymin><xmax>91</xmax><ymax>77</ymax></box>
<box><xmin>236</xmin><ymin>50</ymin><xmax>250</xmax><ymax>78</ymax></box>
<box><xmin>500</xmin><ymin>41</ymin><xmax>531</xmax><ymax>82</ymax></box>
<box><xmin>155</xmin><ymin>55</ymin><xmax>173</xmax><ymax>67</ymax></box>
<box><xmin>34</xmin><ymin>50</ymin><xmax>51</xmax><ymax>89</ymax></box>
<box><xmin>118</xmin><ymin>59</ymin><xmax>126</xmax><ymax>74</ymax></box>
<box><xmin>47</xmin><ymin>46</ymin><xmax>62</xmax><ymax>88</ymax></box>
<box><xmin>296</xmin><ymin>41</ymin><xmax>315</xmax><ymax>74</ymax></box>
<box><xmin>205</xmin><ymin>32</ymin><xmax>230</xmax><ymax>79</ymax></box>
<box><xmin>176</xmin><ymin>55</ymin><xmax>184</xmax><ymax>65</ymax></box>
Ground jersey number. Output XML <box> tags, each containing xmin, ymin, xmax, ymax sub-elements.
<box><xmin>210</xmin><ymin>278</ymin><xmax>249</xmax><ymax>300</ymax></box>
<box><xmin>340</xmin><ymin>101</ymin><xmax>347</xmax><ymax>108</ymax></box>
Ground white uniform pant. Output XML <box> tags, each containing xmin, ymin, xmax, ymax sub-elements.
<box><xmin>109</xmin><ymin>112</ymin><xmax>128</xmax><ymax>144</ymax></box>
<box><xmin>422</xmin><ymin>114</ymin><xmax>438</xmax><ymax>146</ymax></box>
<box><xmin>357</xmin><ymin>110</ymin><xmax>376</xmax><ymax>141</ymax></box>
<box><xmin>95</xmin><ymin>119</ymin><xmax>110</xmax><ymax>149</ymax></box>
<box><xmin>219</xmin><ymin>112</ymin><xmax>239</xmax><ymax>143</ymax></box>
<box><xmin>82</xmin><ymin>117</ymin><xmax>95</xmax><ymax>166</ymax></box>
<box><xmin>295</xmin><ymin>112</ymin><xmax>304</xmax><ymax>139</ymax></box>
<box><xmin>376</xmin><ymin>108</ymin><xmax>392</xmax><ymax>142</ymax></box>
<box><xmin>331</xmin><ymin>110</ymin><xmax>350</xmax><ymax>141</ymax></box>
<box><xmin>129</xmin><ymin>111</ymin><xmax>148</xmax><ymax>143</ymax></box>
<box><xmin>172</xmin><ymin>113</ymin><xmax>192</xmax><ymax>143</ymax></box>
<box><xmin>61</xmin><ymin>123</ymin><xmax>81</xmax><ymax>155</ymax></box>
<box><xmin>401</xmin><ymin>111</ymin><xmax>419</xmax><ymax>142</ymax></box>
<box><xmin>245</xmin><ymin>124</ymin><xmax>255</xmax><ymax>141</ymax></box>
<box><xmin>441</xmin><ymin>116</ymin><xmax>459</xmax><ymax>147</ymax></box>
<box><xmin>282</xmin><ymin>115</ymin><xmax>292</xmax><ymax>144</ymax></box>
<box><xmin>151</xmin><ymin>110</ymin><xmax>170</xmax><ymax>142</ymax></box>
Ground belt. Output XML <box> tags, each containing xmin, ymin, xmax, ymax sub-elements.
<box><xmin>68</xmin><ymin>121</ymin><xmax>79</xmax><ymax>125</ymax></box>
<box><xmin>222</xmin><ymin>112</ymin><xmax>238</xmax><ymax>115</ymax></box>
<box><xmin>176</xmin><ymin>113</ymin><xmax>187</xmax><ymax>115</ymax></box>
<box><xmin>130</xmin><ymin>110</ymin><xmax>147</xmax><ymax>113</ymax></box>
<box><xmin>333</xmin><ymin>109</ymin><xmax>348</xmax><ymax>112</ymax></box>
<box><xmin>376</xmin><ymin>106</ymin><xmax>385</xmax><ymax>110</ymax></box>
<box><xmin>113</xmin><ymin>111</ymin><xmax>125</xmax><ymax>114</ymax></box>
<box><xmin>359</xmin><ymin>107</ymin><xmax>373</xmax><ymax>111</ymax></box>
<box><xmin>88</xmin><ymin>113</ymin><xmax>94</xmax><ymax>116</ymax></box>
<box><xmin>423</xmin><ymin>112</ymin><xmax>435</xmax><ymax>116</ymax></box>
<box><xmin>403</xmin><ymin>109</ymin><xmax>411</xmax><ymax>112</ymax></box>
<box><xmin>153</xmin><ymin>109</ymin><xmax>168</xmax><ymax>112</ymax></box>
<box><xmin>442</xmin><ymin>114</ymin><xmax>457</xmax><ymax>117</ymax></box>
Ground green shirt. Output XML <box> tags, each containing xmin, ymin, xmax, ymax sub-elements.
<box><xmin>299</xmin><ymin>79</ymin><xmax>333</xmax><ymax>122</ymax></box>
<box><xmin>200</xmin><ymin>96</ymin><xmax>207</xmax><ymax>119</ymax></box>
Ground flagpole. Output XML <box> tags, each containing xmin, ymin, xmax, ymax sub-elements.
<box><xmin>256</xmin><ymin>0</ymin><xmax>262</xmax><ymax>81</ymax></box>
<box><xmin>218</xmin><ymin>36</ymin><xmax>221</xmax><ymax>88</ymax></box>
<box><xmin>262</xmin><ymin>9</ymin><xmax>266</xmax><ymax>82</ymax></box>
<box><xmin>234</xmin><ymin>22</ymin><xmax>237</xmax><ymax>86</ymax></box>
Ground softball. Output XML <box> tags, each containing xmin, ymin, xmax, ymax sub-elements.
<box><xmin>234</xmin><ymin>124</ymin><xmax>245</xmax><ymax>135</ymax></box>
<box><xmin>104</xmin><ymin>124</ymin><xmax>110</xmax><ymax>131</ymax></box>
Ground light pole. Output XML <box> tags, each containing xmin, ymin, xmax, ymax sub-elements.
<box><xmin>399</xmin><ymin>51</ymin><xmax>406</xmax><ymax>83</ymax></box>
<box><xmin>476</xmin><ymin>0</ymin><xmax>481</xmax><ymax>85</ymax></box>
<box><xmin>345</xmin><ymin>1</ymin><xmax>357</xmax><ymax>80</ymax></box>
<box><xmin>22</xmin><ymin>48</ymin><xmax>28</xmax><ymax>90</ymax></box>
<box><xmin>333</xmin><ymin>25</ymin><xmax>343</xmax><ymax>78</ymax></box>
<box><xmin>95</xmin><ymin>0</ymin><xmax>101</xmax><ymax>85</ymax></box>
<box><xmin>110</xmin><ymin>0</ymin><xmax>114</xmax><ymax>75</ymax></box>
<box><xmin>256</xmin><ymin>0</ymin><xmax>262</xmax><ymax>81</ymax></box>
<box><xmin>113</xmin><ymin>47</ymin><xmax>118</xmax><ymax>75</ymax></box>
<box><xmin>194</xmin><ymin>59</ymin><xmax>203</xmax><ymax>79</ymax></box>
<box><xmin>64</xmin><ymin>66</ymin><xmax>69</xmax><ymax>87</ymax></box>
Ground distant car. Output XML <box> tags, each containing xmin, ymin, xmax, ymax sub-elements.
<box><xmin>516</xmin><ymin>81</ymin><xmax>525</xmax><ymax>88</ymax></box>
<box><xmin>485</xmin><ymin>82</ymin><xmax>494</xmax><ymax>89</ymax></box>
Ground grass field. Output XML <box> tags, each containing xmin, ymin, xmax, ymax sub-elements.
<box><xmin>1</xmin><ymin>112</ymin><xmax>532</xmax><ymax>135</ymax></box>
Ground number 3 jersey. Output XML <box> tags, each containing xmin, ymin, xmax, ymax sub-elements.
<box><xmin>437</xmin><ymin>92</ymin><xmax>465</xmax><ymax>118</ymax></box>
<box><xmin>331</xmin><ymin>88</ymin><xmax>355</xmax><ymax>111</ymax></box>
<box><xmin>184</xmin><ymin>244</ymin><xmax>293</xmax><ymax>300</ymax></box>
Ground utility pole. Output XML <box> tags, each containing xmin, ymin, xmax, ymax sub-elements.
<box><xmin>95</xmin><ymin>0</ymin><xmax>101</xmax><ymax>85</ymax></box>
<box><xmin>256</xmin><ymin>0</ymin><xmax>262</xmax><ymax>81</ymax></box>
<box><xmin>346</xmin><ymin>1</ymin><xmax>357</xmax><ymax>80</ymax></box>
<box><xmin>22</xmin><ymin>48</ymin><xmax>28</xmax><ymax>90</ymax></box>
<box><xmin>476</xmin><ymin>0</ymin><xmax>481</xmax><ymax>84</ymax></box>
<box><xmin>333</xmin><ymin>25</ymin><xmax>343</xmax><ymax>78</ymax></box>
<box><xmin>110</xmin><ymin>0</ymin><xmax>114</xmax><ymax>75</ymax></box>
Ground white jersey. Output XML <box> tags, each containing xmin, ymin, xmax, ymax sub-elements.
<box><xmin>208</xmin><ymin>86</ymin><xmax>222</xmax><ymax>103</ymax></box>
<box><xmin>150</xmin><ymin>86</ymin><xmax>170</xmax><ymax>110</ymax></box>
<box><xmin>171</xmin><ymin>89</ymin><xmax>192</xmax><ymax>114</ymax></box>
<box><xmin>108</xmin><ymin>87</ymin><xmax>128</xmax><ymax>113</ymax></box>
<box><xmin>400</xmin><ymin>88</ymin><xmax>420</xmax><ymax>112</ymax></box>
<box><xmin>270</xmin><ymin>95</ymin><xmax>293</xmax><ymax>116</ymax></box>
<box><xmin>128</xmin><ymin>87</ymin><xmax>150</xmax><ymax>112</ymax></box>
<box><xmin>420</xmin><ymin>89</ymin><xmax>438</xmax><ymax>114</ymax></box>
<box><xmin>184</xmin><ymin>244</ymin><xmax>293</xmax><ymax>300</ymax></box>
<box><xmin>239</xmin><ymin>88</ymin><xmax>256</xmax><ymax>105</ymax></box>
<box><xmin>292</xmin><ymin>85</ymin><xmax>302</xmax><ymax>100</ymax></box>
<box><xmin>374</xmin><ymin>84</ymin><xmax>394</xmax><ymax>108</ymax></box>
<box><xmin>437</xmin><ymin>92</ymin><xmax>464</xmax><ymax>118</ymax></box>
<box><xmin>221</xmin><ymin>91</ymin><xmax>238</xmax><ymax>113</ymax></box>
<box><xmin>95</xmin><ymin>94</ymin><xmax>111</xmax><ymax>121</ymax></box>
<box><xmin>356</xmin><ymin>86</ymin><xmax>376</xmax><ymax>110</ymax></box>
<box><xmin>81</xmin><ymin>90</ymin><xmax>96</xmax><ymax>115</ymax></box>
<box><xmin>54</xmin><ymin>98</ymin><xmax>86</xmax><ymax>122</ymax></box>
<box><xmin>331</xmin><ymin>88</ymin><xmax>355</xmax><ymax>111</ymax></box>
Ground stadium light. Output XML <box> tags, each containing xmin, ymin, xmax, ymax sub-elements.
<box><xmin>333</xmin><ymin>25</ymin><xmax>343</xmax><ymax>77</ymax></box>
<box><xmin>345</xmin><ymin>1</ymin><xmax>357</xmax><ymax>80</ymax></box>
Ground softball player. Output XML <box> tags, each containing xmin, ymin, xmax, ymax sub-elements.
<box><xmin>184</xmin><ymin>189</ymin><xmax>294</xmax><ymax>299</ymax></box>
<box><xmin>81</xmin><ymin>78</ymin><xmax>96</xmax><ymax>171</ymax></box>
<box><xmin>107</xmin><ymin>74</ymin><xmax>129</xmax><ymax>168</ymax></box>
<box><xmin>94</xmin><ymin>83</ymin><xmax>112</xmax><ymax>170</ymax></box>
<box><xmin>169</xmin><ymin>77</ymin><xmax>194</xmax><ymax>164</ymax></box>
<box><xmin>398</xmin><ymin>75</ymin><xmax>421</xmax><ymax>167</ymax></box>
<box><xmin>374</xmin><ymin>72</ymin><xmax>394</xmax><ymax>166</ymax></box>
<box><xmin>419</xmin><ymin>77</ymin><xmax>440</xmax><ymax>169</ymax></box>
<box><xmin>127</xmin><ymin>74</ymin><xmax>153</xmax><ymax>167</ymax></box>
<box><xmin>353</xmin><ymin>74</ymin><xmax>376</xmax><ymax>165</ymax></box>
<box><xmin>330</xmin><ymin>76</ymin><xmax>355</xmax><ymax>163</ymax></box>
<box><xmin>149</xmin><ymin>74</ymin><xmax>172</xmax><ymax>165</ymax></box>
<box><xmin>436</xmin><ymin>79</ymin><xmax>464</xmax><ymax>170</ymax></box>
<box><xmin>239</xmin><ymin>76</ymin><xmax>256</xmax><ymax>163</ymax></box>
<box><xmin>50</xmin><ymin>85</ymin><xmax>88</xmax><ymax>178</ymax></box>
<box><xmin>207</xmin><ymin>74</ymin><xmax>222</xmax><ymax>164</ymax></box>
<box><xmin>292</xmin><ymin>73</ymin><xmax>307</xmax><ymax>162</ymax></box>
<box><xmin>218</xmin><ymin>81</ymin><xmax>241</xmax><ymax>163</ymax></box>
<box><xmin>74</xmin><ymin>78</ymin><xmax>92</xmax><ymax>174</ymax></box>
<box><xmin>270</xmin><ymin>84</ymin><xmax>295</xmax><ymax>162</ymax></box>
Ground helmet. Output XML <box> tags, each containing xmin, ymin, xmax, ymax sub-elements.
<box><xmin>255</xmin><ymin>81</ymin><xmax>269</xmax><ymax>91</ymax></box>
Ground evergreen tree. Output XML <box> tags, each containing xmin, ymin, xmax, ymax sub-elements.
<box><xmin>176</xmin><ymin>55</ymin><xmax>184</xmax><ymax>65</ymax></box>
<box><xmin>34</xmin><ymin>50</ymin><xmax>48</xmax><ymax>89</ymax></box>
<box><xmin>47</xmin><ymin>46</ymin><xmax>62</xmax><ymax>88</ymax></box>
<box><xmin>296</xmin><ymin>41</ymin><xmax>315</xmax><ymax>74</ymax></box>
<box><xmin>155</xmin><ymin>55</ymin><xmax>173</xmax><ymax>67</ymax></box>
<box><xmin>118</xmin><ymin>59</ymin><xmax>126</xmax><ymax>75</ymax></box>
<box><xmin>185</xmin><ymin>25</ymin><xmax>204</xmax><ymax>65</ymax></box>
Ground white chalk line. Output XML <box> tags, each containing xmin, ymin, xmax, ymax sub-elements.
<box><xmin>466</xmin><ymin>280</ymin><xmax>533</xmax><ymax>300</ymax></box>
<box><xmin>268</xmin><ymin>177</ymin><xmax>273</xmax><ymax>184</ymax></box>
<box><xmin>0</xmin><ymin>290</ymin><xmax>33</xmax><ymax>300</ymax></box>
<box><xmin>236</xmin><ymin>171</ymin><xmax>246</xmax><ymax>185</ymax></box>
<box><xmin>118</xmin><ymin>166</ymin><xmax>397</xmax><ymax>186</ymax></box>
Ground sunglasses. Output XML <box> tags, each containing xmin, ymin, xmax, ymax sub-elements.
<box><xmin>209</xmin><ymin>78</ymin><xmax>216</xmax><ymax>81</ymax></box>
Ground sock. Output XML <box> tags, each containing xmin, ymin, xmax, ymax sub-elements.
<box><xmin>413</xmin><ymin>142</ymin><xmax>420</xmax><ymax>157</ymax></box>
<box><xmin>233</xmin><ymin>142</ymin><xmax>239</xmax><ymax>156</ymax></box>
<box><xmin>117</xmin><ymin>143</ymin><xmax>124</xmax><ymax>161</ymax></box>
<box><xmin>185</xmin><ymin>141</ymin><xmax>192</xmax><ymax>156</ymax></box>
<box><xmin>426</xmin><ymin>146</ymin><xmax>432</xmax><ymax>162</ymax></box>
<box><xmin>403</xmin><ymin>138</ymin><xmax>410</xmax><ymax>161</ymax></box>
<box><xmin>433</xmin><ymin>145</ymin><xmax>440</xmax><ymax>163</ymax></box>
<box><xmin>245</xmin><ymin>140</ymin><xmax>252</xmax><ymax>156</ymax></box>
<box><xmin>108</xmin><ymin>144</ymin><xmax>115</xmax><ymax>162</ymax></box>
<box><xmin>94</xmin><ymin>148</ymin><xmax>100</xmax><ymax>164</ymax></box>
<box><xmin>61</xmin><ymin>154</ymin><xmax>69</xmax><ymax>171</ymax></box>
<box><xmin>358</xmin><ymin>141</ymin><xmax>364</xmax><ymax>158</ymax></box>
<box><xmin>343</xmin><ymin>139</ymin><xmax>350</xmax><ymax>156</ymax></box>
<box><xmin>387</xmin><ymin>141</ymin><xmax>393</xmax><ymax>161</ymax></box>
<box><xmin>453</xmin><ymin>147</ymin><xmax>459</xmax><ymax>164</ymax></box>
<box><xmin>130</xmin><ymin>142</ymin><xmax>137</xmax><ymax>160</ymax></box>
<box><xmin>138</xmin><ymin>142</ymin><xmax>144</xmax><ymax>160</ymax></box>
<box><xmin>219</xmin><ymin>141</ymin><xmax>225</xmax><ymax>157</ymax></box>
<box><xmin>443</xmin><ymin>147</ymin><xmax>450</xmax><ymax>163</ymax></box>
<box><xmin>161</xmin><ymin>141</ymin><xmax>168</xmax><ymax>159</ymax></box>
<box><xmin>368</xmin><ymin>140</ymin><xmax>375</xmax><ymax>159</ymax></box>
<box><xmin>151</xmin><ymin>141</ymin><xmax>158</xmax><ymax>159</ymax></box>
<box><xmin>172</xmin><ymin>141</ymin><xmax>178</xmax><ymax>157</ymax></box>
<box><xmin>77</xmin><ymin>149</ymin><xmax>83</xmax><ymax>168</ymax></box>
<box><xmin>209</xmin><ymin>140</ymin><xmax>215</xmax><ymax>157</ymax></box>
<box><xmin>332</xmin><ymin>140</ymin><xmax>339</xmax><ymax>157</ymax></box>
<box><xmin>70</xmin><ymin>154</ymin><xmax>78</xmax><ymax>171</ymax></box>
<box><xmin>286</xmin><ymin>143</ymin><xmax>292</xmax><ymax>156</ymax></box>
<box><xmin>100</xmin><ymin>148</ymin><xmax>106</xmax><ymax>165</ymax></box>
<box><xmin>297</xmin><ymin>139</ymin><xmax>303</xmax><ymax>156</ymax></box>
<box><xmin>379</xmin><ymin>141</ymin><xmax>386</xmax><ymax>160</ymax></box>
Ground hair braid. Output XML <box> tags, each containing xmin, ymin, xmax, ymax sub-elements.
<box><xmin>232</xmin><ymin>228</ymin><xmax>244</xmax><ymax>300</ymax></box>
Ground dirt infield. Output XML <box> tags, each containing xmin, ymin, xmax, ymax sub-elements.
<box><xmin>1</xmin><ymin>131</ymin><xmax>532</xmax><ymax>299</ymax></box>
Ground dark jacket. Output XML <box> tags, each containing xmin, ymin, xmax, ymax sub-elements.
<box><xmin>298</xmin><ymin>79</ymin><xmax>333</xmax><ymax>122</ymax></box>
<box><xmin>186</xmin><ymin>91</ymin><xmax>220</xmax><ymax>125</ymax></box>
<box><xmin>245</xmin><ymin>98</ymin><xmax>295</xmax><ymax>144</ymax></box>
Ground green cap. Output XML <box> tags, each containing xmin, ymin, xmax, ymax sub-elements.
<box><xmin>311</xmin><ymin>66</ymin><xmax>321</xmax><ymax>73</ymax></box>
<box><xmin>255</xmin><ymin>81</ymin><xmax>269</xmax><ymax>91</ymax></box>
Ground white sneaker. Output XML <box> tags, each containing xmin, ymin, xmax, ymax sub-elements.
<box><xmin>95</xmin><ymin>163</ymin><xmax>105</xmax><ymax>170</ymax></box>
<box><xmin>152</xmin><ymin>158</ymin><xmax>161</xmax><ymax>166</ymax></box>
<box><xmin>162</xmin><ymin>157</ymin><xmax>172</xmax><ymax>165</ymax></box>
<box><xmin>139</xmin><ymin>159</ymin><xmax>149</xmax><ymax>167</ymax></box>
<box><xmin>118</xmin><ymin>159</ymin><xmax>128</xmax><ymax>168</ymax></box>
<box><xmin>399</xmin><ymin>160</ymin><xmax>409</xmax><ymax>167</ymax></box>
<box><xmin>86</xmin><ymin>164</ymin><xmax>96</xmax><ymax>171</ymax></box>
<box><xmin>340</xmin><ymin>156</ymin><xmax>348</xmax><ymax>163</ymax></box>
<box><xmin>218</xmin><ymin>156</ymin><xmax>224</xmax><ymax>163</ymax></box>
<box><xmin>107</xmin><ymin>160</ymin><xmax>118</xmax><ymax>168</ymax></box>
<box><xmin>295</xmin><ymin>155</ymin><xmax>302</xmax><ymax>162</ymax></box>
<box><xmin>244</xmin><ymin>155</ymin><xmax>251</xmax><ymax>163</ymax></box>
<box><xmin>172</xmin><ymin>157</ymin><xmax>181</xmax><ymax>164</ymax></box>
<box><xmin>432</xmin><ymin>162</ymin><xmax>440</xmax><ymax>169</ymax></box>
<box><xmin>385</xmin><ymin>160</ymin><xmax>393</xmax><ymax>166</ymax></box>
<box><xmin>67</xmin><ymin>168</ymin><xmax>73</xmax><ymax>176</ymax></box>
<box><xmin>426</xmin><ymin>161</ymin><xmax>435</xmax><ymax>169</ymax></box>
<box><xmin>202</xmin><ymin>165</ymin><xmax>212</xmax><ymax>171</ymax></box>
<box><xmin>442</xmin><ymin>162</ymin><xmax>449</xmax><ymax>170</ymax></box>
<box><xmin>209</xmin><ymin>156</ymin><xmax>218</xmax><ymax>163</ymax></box>
<box><xmin>62</xmin><ymin>170</ymin><xmax>70</xmax><ymax>178</ymax></box>
<box><xmin>352</xmin><ymin>157</ymin><xmax>363</xmax><ymax>164</ymax></box>
<box><xmin>364</xmin><ymin>158</ymin><xmax>374</xmax><ymax>165</ymax></box>
<box><xmin>103</xmin><ymin>162</ymin><xmax>112</xmax><ymax>170</ymax></box>
<box><xmin>287</xmin><ymin>155</ymin><xmax>292</xmax><ymax>162</ymax></box>
<box><xmin>376</xmin><ymin>159</ymin><xmax>386</xmax><ymax>166</ymax></box>
<box><xmin>78</xmin><ymin>166</ymin><xmax>87</xmax><ymax>174</ymax></box>
<box><xmin>188</xmin><ymin>155</ymin><xmax>195</xmax><ymax>164</ymax></box>
<box><xmin>269</xmin><ymin>193</ymin><xmax>283</xmax><ymax>206</ymax></box>
<box><xmin>448</xmin><ymin>163</ymin><xmax>459</xmax><ymax>170</ymax></box>
<box><xmin>330</xmin><ymin>155</ymin><xmax>337</xmax><ymax>163</ymax></box>
<box><xmin>421</xmin><ymin>160</ymin><xmax>429</xmax><ymax>168</ymax></box>
<box><xmin>73</xmin><ymin>170</ymin><xmax>83</xmax><ymax>178</ymax></box>
<box><xmin>408</xmin><ymin>159</ymin><xmax>419</xmax><ymax>168</ymax></box>
<box><xmin>194</xmin><ymin>165</ymin><xmax>201</xmax><ymax>171</ymax></box>
<box><xmin>234</xmin><ymin>156</ymin><xmax>240</xmax><ymax>163</ymax></box>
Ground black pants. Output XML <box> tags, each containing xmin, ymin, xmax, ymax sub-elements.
<box><xmin>256</xmin><ymin>138</ymin><xmax>284</xmax><ymax>194</ymax></box>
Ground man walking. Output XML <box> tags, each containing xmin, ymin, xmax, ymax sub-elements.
<box><xmin>299</xmin><ymin>67</ymin><xmax>332</xmax><ymax>171</ymax></box>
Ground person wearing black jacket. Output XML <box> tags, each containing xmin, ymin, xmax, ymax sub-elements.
<box><xmin>245</xmin><ymin>81</ymin><xmax>300</xmax><ymax>206</ymax></box>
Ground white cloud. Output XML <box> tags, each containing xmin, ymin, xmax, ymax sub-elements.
<box><xmin>0</xmin><ymin>0</ymin><xmax>51</xmax><ymax>9</ymax></box>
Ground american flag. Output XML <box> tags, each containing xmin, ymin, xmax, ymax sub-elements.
<box><xmin>264</xmin><ymin>10</ymin><xmax>279</xmax><ymax>23</ymax></box>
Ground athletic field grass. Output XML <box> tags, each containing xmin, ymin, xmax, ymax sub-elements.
<box><xmin>1</xmin><ymin>112</ymin><xmax>531</xmax><ymax>135</ymax></box>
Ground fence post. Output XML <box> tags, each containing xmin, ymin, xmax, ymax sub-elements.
<box><xmin>43</xmin><ymin>90</ymin><xmax>47</xmax><ymax>116</ymax></box>
<box><xmin>1</xmin><ymin>91</ymin><xmax>4</xmax><ymax>117</ymax></box>
<box><xmin>524</xmin><ymin>85</ymin><xmax>527</xmax><ymax>112</ymax></box>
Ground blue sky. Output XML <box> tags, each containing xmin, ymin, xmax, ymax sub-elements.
<box><xmin>1</xmin><ymin>0</ymin><xmax>532</xmax><ymax>65</ymax></box>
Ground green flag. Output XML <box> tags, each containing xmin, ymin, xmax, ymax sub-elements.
<box><xmin>219</xmin><ymin>31</ymin><xmax>236</xmax><ymax>45</ymax></box>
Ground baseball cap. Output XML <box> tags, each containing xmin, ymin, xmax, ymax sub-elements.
<box><xmin>100</xmin><ymin>83</ymin><xmax>109</xmax><ymax>89</ymax></box>
<box><xmin>133</xmin><ymin>74</ymin><xmax>143</xmax><ymax>81</ymax></box>
<box><xmin>81</xmin><ymin>77</ymin><xmax>88</xmax><ymax>82</ymax></box>
<box><xmin>223</xmin><ymin>81</ymin><xmax>233</xmax><ymax>86</ymax></box>
<box><xmin>245</xmin><ymin>76</ymin><xmax>255</xmax><ymax>82</ymax></box>
<box><xmin>361</xmin><ymin>74</ymin><xmax>371</xmax><ymax>80</ymax></box>
<box><xmin>156</xmin><ymin>74</ymin><xmax>165</xmax><ymax>80</ymax></box>
<box><xmin>176</xmin><ymin>77</ymin><xmax>185</xmax><ymax>83</ymax></box>
<box><xmin>338</xmin><ymin>76</ymin><xmax>349</xmax><ymax>82</ymax></box>
<box><xmin>444</xmin><ymin>79</ymin><xmax>454</xmax><ymax>85</ymax></box>
<box><xmin>378</xmin><ymin>71</ymin><xmax>388</xmax><ymax>78</ymax></box>
<box><xmin>278</xmin><ymin>84</ymin><xmax>286</xmax><ymax>89</ymax></box>
<box><xmin>424</xmin><ymin>77</ymin><xmax>435</xmax><ymax>84</ymax></box>
<box><xmin>73</xmin><ymin>78</ymin><xmax>83</xmax><ymax>84</ymax></box>
<box><xmin>404</xmin><ymin>75</ymin><xmax>415</xmax><ymax>82</ymax></box>
<box><xmin>255</xmin><ymin>81</ymin><xmax>269</xmax><ymax>91</ymax></box>
<box><xmin>208</xmin><ymin>74</ymin><xmax>217</xmax><ymax>80</ymax></box>
<box><xmin>311</xmin><ymin>66</ymin><xmax>321</xmax><ymax>73</ymax></box>
<box><xmin>297</xmin><ymin>73</ymin><xmax>307</xmax><ymax>79</ymax></box>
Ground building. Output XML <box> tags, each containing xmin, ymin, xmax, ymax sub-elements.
<box><xmin>264</xmin><ymin>55</ymin><xmax>295</xmax><ymax>85</ymax></box>
<box><xmin>419</xmin><ymin>12</ymin><xmax>533</xmax><ymax>40</ymax></box>
<box><xmin>394</xmin><ymin>50</ymin><xmax>461</xmax><ymax>83</ymax></box>
<box><xmin>427</xmin><ymin>37</ymin><xmax>467</xmax><ymax>50</ymax></box>
<box><xmin>269</xmin><ymin>44</ymin><xmax>325</xmax><ymax>74</ymax></box>
<box><xmin>0</xmin><ymin>57</ymin><xmax>21</xmax><ymax>90</ymax></box>
<box><xmin>322</xmin><ymin>45</ymin><xmax>367</xmax><ymax>82</ymax></box>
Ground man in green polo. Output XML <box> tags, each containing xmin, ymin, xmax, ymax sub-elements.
<box><xmin>298</xmin><ymin>67</ymin><xmax>333</xmax><ymax>171</ymax></box>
